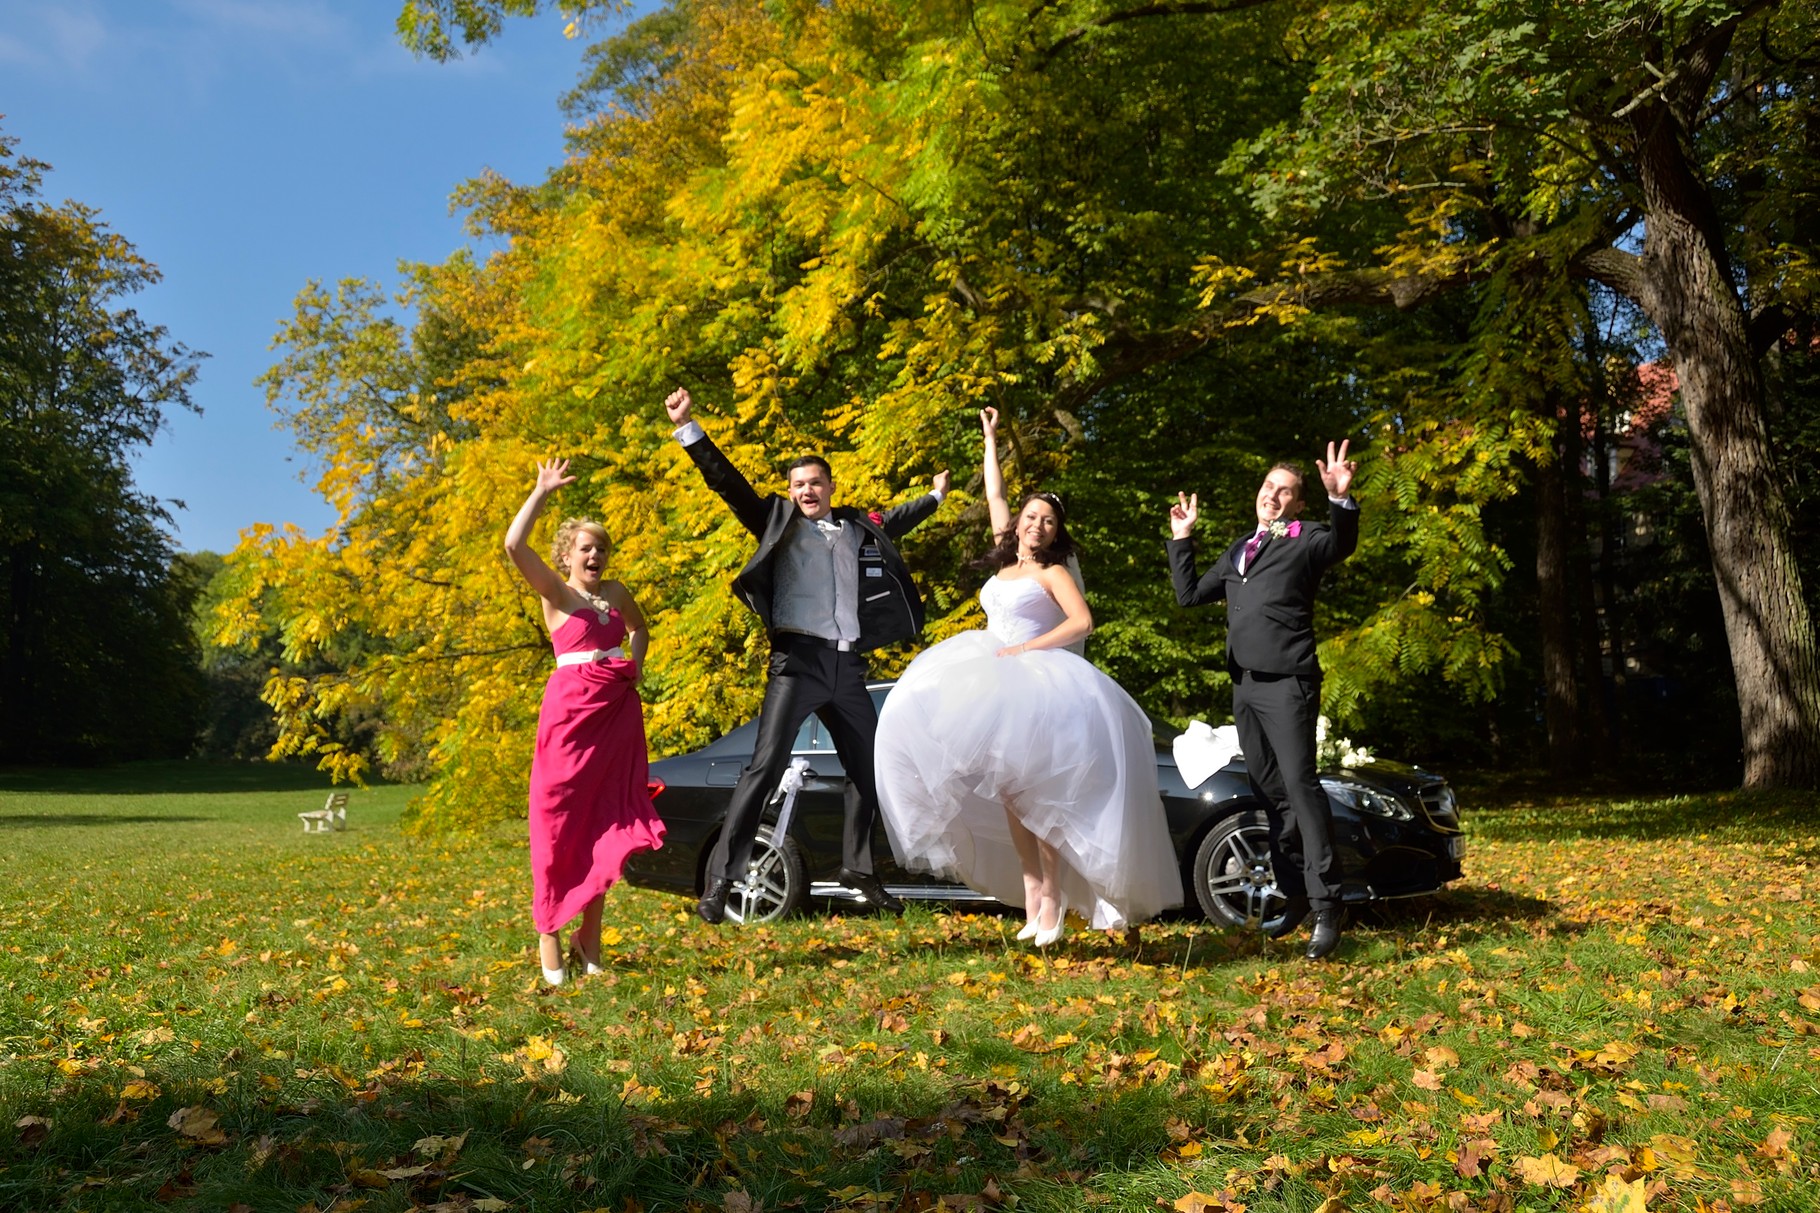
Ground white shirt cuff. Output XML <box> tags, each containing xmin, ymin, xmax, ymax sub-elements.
<box><xmin>674</xmin><ymin>420</ymin><xmax>706</xmax><ymax>446</ymax></box>
<box><xmin>930</xmin><ymin>488</ymin><xmax>946</xmax><ymax>503</ymax></box>
<box><xmin>1329</xmin><ymin>495</ymin><xmax>1358</xmax><ymax>509</ymax></box>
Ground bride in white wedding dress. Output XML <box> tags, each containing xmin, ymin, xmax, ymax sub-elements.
<box><xmin>875</xmin><ymin>409</ymin><xmax>1183</xmax><ymax>944</ymax></box>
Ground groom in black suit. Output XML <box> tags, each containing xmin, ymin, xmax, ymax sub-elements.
<box><xmin>1166</xmin><ymin>442</ymin><xmax>1359</xmax><ymax>959</ymax></box>
<box><xmin>663</xmin><ymin>388</ymin><xmax>949</xmax><ymax>924</ymax></box>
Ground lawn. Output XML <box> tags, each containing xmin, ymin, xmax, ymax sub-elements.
<box><xmin>0</xmin><ymin>765</ymin><xmax>1816</xmax><ymax>1212</ymax></box>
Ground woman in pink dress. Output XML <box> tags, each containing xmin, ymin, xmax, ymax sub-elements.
<box><xmin>504</xmin><ymin>459</ymin><xmax>665</xmax><ymax>985</ymax></box>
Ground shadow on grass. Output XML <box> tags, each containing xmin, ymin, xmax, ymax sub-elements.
<box><xmin>1350</xmin><ymin>886</ymin><xmax>1560</xmax><ymax>948</ymax></box>
<box><xmin>0</xmin><ymin>760</ymin><xmax>362</xmax><ymax>797</ymax></box>
<box><xmin>0</xmin><ymin>813</ymin><xmax>214</xmax><ymax>829</ymax></box>
<box><xmin>0</xmin><ymin>1062</ymin><xmax>1287</xmax><ymax>1213</ymax></box>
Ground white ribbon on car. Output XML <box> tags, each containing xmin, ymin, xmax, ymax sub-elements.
<box><xmin>554</xmin><ymin>647</ymin><xmax>626</xmax><ymax>667</ymax></box>
<box><xmin>775</xmin><ymin>757</ymin><xmax>809</xmax><ymax>799</ymax></box>
<box><xmin>1172</xmin><ymin>719</ymin><xmax>1244</xmax><ymax>791</ymax></box>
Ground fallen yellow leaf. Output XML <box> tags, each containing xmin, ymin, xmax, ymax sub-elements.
<box><xmin>1514</xmin><ymin>1152</ymin><xmax>1580</xmax><ymax>1187</ymax></box>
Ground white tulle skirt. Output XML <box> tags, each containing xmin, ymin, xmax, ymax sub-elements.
<box><xmin>876</xmin><ymin>632</ymin><xmax>1185</xmax><ymax>928</ymax></box>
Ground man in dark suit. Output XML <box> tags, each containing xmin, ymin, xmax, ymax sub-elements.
<box><xmin>1166</xmin><ymin>442</ymin><xmax>1359</xmax><ymax>958</ymax></box>
<box><xmin>663</xmin><ymin>387</ymin><xmax>949</xmax><ymax>924</ymax></box>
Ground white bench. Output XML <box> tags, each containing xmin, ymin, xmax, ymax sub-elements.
<box><xmin>298</xmin><ymin>792</ymin><xmax>348</xmax><ymax>833</ymax></box>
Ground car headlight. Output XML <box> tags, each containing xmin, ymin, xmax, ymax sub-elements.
<box><xmin>1321</xmin><ymin>777</ymin><xmax>1415</xmax><ymax>821</ymax></box>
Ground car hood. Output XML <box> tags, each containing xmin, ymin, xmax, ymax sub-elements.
<box><xmin>1154</xmin><ymin>746</ymin><xmax>1446</xmax><ymax>797</ymax></box>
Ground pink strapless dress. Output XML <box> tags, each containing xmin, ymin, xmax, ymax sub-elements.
<box><xmin>527</xmin><ymin>606</ymin><xmax>664</xmax><ymax>934</ymax></box>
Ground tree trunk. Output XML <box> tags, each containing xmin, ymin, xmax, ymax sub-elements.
<box><xmin>4</xmin><ymin>543</ymin><xmax>35</xmax><ymax>761</ymax></box>
<box><xmin>1618</xmin><ymin>113</ymin><xmax>1820</xmax><ymax>788</ymax></box>
<box><xmin>1533</xmin><ymin>402</ymin><xmax>1587</xmax><ymax>777</ymax></box>
<box><xmin>1562</xmin><ymin>394</ymin><xmax>1615</xmax><ymax>764</ymax></box>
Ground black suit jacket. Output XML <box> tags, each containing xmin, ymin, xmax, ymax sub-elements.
<box><xmin>684</xmin><ymin>430</ymin><xmax>941</xmax><ymax>652</ymax></box>
<box><xmin>1167</xmin><ymin>499</ymin><xmax>1359</xmax><ymax>676</ymax></box>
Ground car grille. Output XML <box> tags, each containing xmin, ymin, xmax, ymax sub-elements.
<box><xmin>1420</xmin><ymin>784</ymin><xmax>1461</xmax><ymax>830</ymax></box>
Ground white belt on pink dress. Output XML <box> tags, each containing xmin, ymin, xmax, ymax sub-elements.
<box><xmin>554</xmin><ymin>647</ymin><xmax>626</xmax><ymax>667</ymax></box>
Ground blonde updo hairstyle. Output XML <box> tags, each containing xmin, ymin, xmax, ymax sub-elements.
<box><xmin>551</xmin><ymin>518</ymin><xmax>612</xmax><ymax>579</ymax></box>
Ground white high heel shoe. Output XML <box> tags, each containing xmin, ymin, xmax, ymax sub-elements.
<box><xmin>1033</xmin><ymin>893</ymin><xmax>1068</xmax><ymax>948</ymax></box>
<box><xmin>569</xmin><ymin>936</ymin><xmax>606</xmax><ymax>978</ymax></box>
<box><xmin>540</xmin><ymin>935</ymin><xmax>569</xmax><ymax>986</ymax></box>
<box><xmin>1015</xmin><ymin>917</ymin><xmax>1041</xmax><ymax>942</ymax></box>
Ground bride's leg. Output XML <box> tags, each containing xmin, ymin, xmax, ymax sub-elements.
<box><xmin>537</xmin><ymin>931</ymin><xmax>564</xmax><ymax>975</ymax></box>
<box><xmin>573</xmin><ymin>895</ymin><xmax>605</xmax><ymax>971</ymax></box>
<box><xmin>1003</xmin><ymin>800</ymin><xmax>1043</xmax><ymax>926</ymax></box>
<box><xmin>1035</xmin><ymin>834</ymin><xmax>1063</xmax><ymax>931</ymax></box>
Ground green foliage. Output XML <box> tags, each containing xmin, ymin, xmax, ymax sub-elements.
<box><xmin>1231</xmin><ymin>0</ymin><xmax>1820</xmax><ymax>784</ymax></box>
<box><xmin>0</xmin><ymin>126</ymin><xmax>206</xmax><ymax>762</ymax></box>
<box><xmin>396</xmin><ymin>0</ymin><xmax>628</xmax><ymax>61</ymax></box>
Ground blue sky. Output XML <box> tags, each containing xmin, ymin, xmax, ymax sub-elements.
<box><xmin>2</xmin><ymin>0</ymin><xmax>643</xmax><ymax>554</ymax></box>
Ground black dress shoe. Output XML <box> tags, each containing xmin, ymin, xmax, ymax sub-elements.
<box><xmin>1305</xmin><ymin>908</ymin><xmax>1344</xmax><ymax>960</ymax></box>
<box><xmin>697</xmin><ymin>877</ymin><xmax>733</xmax><ymax>925</ymax></box>
<box><xmin>841</xmin><ymin>869</ymin><xmax>905</xmax><ymax>915</ymax></box>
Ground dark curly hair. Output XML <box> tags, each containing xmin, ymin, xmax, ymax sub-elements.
<box><xmin>970</xmin><ymin>492</ymin><xmax>1079</xmax><ymax>572</ymax></box>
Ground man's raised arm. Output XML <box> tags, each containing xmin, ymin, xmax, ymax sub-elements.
<box><xmin>1167</xmin><ymin>491</ymin><xmax>1229</xmax><ymax>607</ymax></box>
<box><xmin>1312</xmin><ymin>438</ymin><xmax>1361</xmax><ymax>567</ymax></box>
<box><xmin>876</xmin><ymin>469</ymin><xmax>951</xmax><ymax>539</ymax></box>
<box><xmin>665</xmin><ymin>387</ymin><xmax>769</xmax><ymax>536</ymax></box>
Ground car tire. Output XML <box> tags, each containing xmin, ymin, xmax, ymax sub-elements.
<box><xmin>723</xmin><ymin>823</ymin><xmax>808</xmax><ymax>925</ymax></box>
<box><xmin>1191</xmin><ymin>809</ymin><xmax>1308</xmax><ymax>936</ymax></box>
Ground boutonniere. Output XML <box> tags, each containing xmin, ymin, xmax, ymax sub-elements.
<box><xmin>1267</xmin><ymin>519</ymin><xmax>1302</xmax><ymax>540</ymax></box>
<box><xmin>867</xmin><ymin>511</ymin><xmax>884</xmax><ymax>526</ymax></box>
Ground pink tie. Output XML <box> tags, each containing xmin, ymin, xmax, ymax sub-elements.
<box><xmin>1242</xmin><ymin>530</ymin><xmax>1266</xmax><ymax>572</ymax></box>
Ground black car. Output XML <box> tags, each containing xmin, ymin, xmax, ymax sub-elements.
<box><xmin>626</xmin><ymin>683</ymin><xmax>1465</xmax><ymax>929</ymax></box>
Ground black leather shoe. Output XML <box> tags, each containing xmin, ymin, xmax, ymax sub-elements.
<box><xmin>697</xmin><ymin>877</ymin><xmax>733</xmax><ymax>925</ymax></box>
<box><xmin>1305</xmin><ymin>908</ymin><xmax>1344</xmax><ymax>960</ymax></box>
<box><xmin>841</xmin><ymin>869</ymin><xmax>905</xmax><ymax>915</ymax></box>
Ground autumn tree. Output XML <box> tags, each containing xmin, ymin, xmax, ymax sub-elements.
<box><xmin>227</xmin><ymin>0</ymin><xmax>1646</xmax><ymax>825</ymax></box>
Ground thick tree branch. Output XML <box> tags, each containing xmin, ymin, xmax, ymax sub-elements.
<box><xmin>1571</xmin><ymin>246</ymin><xmax>1648</xmax><ymax>302</ymax></box>
<box><xmin>1038</xmin><ymin>0</ymin><xmax>1277</xmax><ymax>64</ymax></box>
<box><xmin>1669</xmin><ymin>0</ymin><xmax>1780</xmax><ymax>122</ymax></box>
<box><xmin>1248</xmin><ymin>266</ymin><xmax>1477</xmax><ymax>312</ymax></box>
<box><xmin>1749</xmin><ymin>303</ymin><xmax>1802</xmax><ymax>358</ymax></box>
<box><xmin>1051</xmin><ymin>263</ymin><xmax>1477</xmax><ymax>412</ymax></box>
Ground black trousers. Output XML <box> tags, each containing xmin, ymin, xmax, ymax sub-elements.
<box><xmin>1231</xmin><ymin>666</ymin><xmax>1339</xmax><ymax>911</ymax></box>
<box><xmin>707</xmin><ymin>636</ymin><xmax>882</xmax><ymax>882</ymax></box>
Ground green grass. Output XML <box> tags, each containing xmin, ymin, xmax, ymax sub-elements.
<box><xmin>2</xmin><ymin>766</ymin><xmax>1818</xmax><ymax>1211</ymax></box>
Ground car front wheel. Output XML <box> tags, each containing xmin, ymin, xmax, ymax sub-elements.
<box><xmin>723</xmin><ymin>823</ymin><xmax>807</xmax><ymax>925</ymax></box>
<box><xmin>1192</xmin><ymin>809</ymin><xmax>1307</xmax><ymax>936</ymax></box>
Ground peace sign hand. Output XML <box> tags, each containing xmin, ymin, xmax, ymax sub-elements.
<box><xmin>1316</xmin><ymin>439</ymin><xmax>1357</xmax><ymax>499</ymax></box>
<box><xmin>1169</xmin><ymin>491</ymin><xmax>1199</xmax><ymax>540</ymax></box>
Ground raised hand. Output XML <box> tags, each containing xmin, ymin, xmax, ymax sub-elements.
<box><xmin>663</xmin><ymin>387</ymin><xmax>693</xmax><ymax>425</ymax></box>
<box><xmin>980</xmin><ymin>406</ymin><xmax>998</xmax><ymax>436</ymax></box>
<box><xmin>536</xmin><ymin>458</ymin><xmax>578</xmax><ymax>495</ymax></box>
<box><xmin>1169</xmin><ymin>491</ymin><xmax>1199</xmax><ymax>540</ymax></box>
<box><xmin>1316</xmin><ymin>439</ymin><xmax>1357</xmax><ymax>499</ymax></box>
<box><xmin>933</xmin><ymin>469</ymin><xmax>952</xmax><ymax>496</ymax></box>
